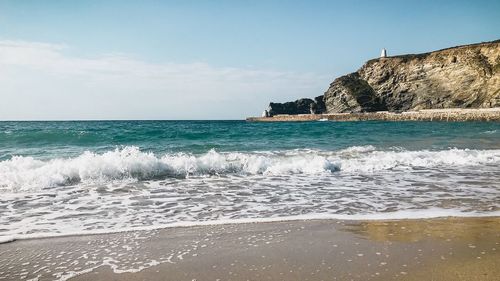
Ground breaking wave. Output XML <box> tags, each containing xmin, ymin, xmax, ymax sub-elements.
<box><xmin>1</xmin><ymin>146</ymin><xmax>500</xmax><ymax>191</ymax></box>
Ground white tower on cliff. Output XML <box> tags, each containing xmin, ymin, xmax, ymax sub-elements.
<box><xmin>380</xmin><ymin>48</ymin><xmax>387</xmax><ymax>58</ymax></box>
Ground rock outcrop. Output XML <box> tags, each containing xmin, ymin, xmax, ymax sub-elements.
<box><xmin>324</xmin><ymin>72</ymin><xmax>387</xmax><ymax>113</ymax></box>
<box><xmin>265</xmin><ymin>40</ymin><xmax>500</xmax><ymax>116</ymax></box>
<box><xmin>267</xmin><ymin>96</ymin><xmax>325</xmax><ymax>116</ymax></box>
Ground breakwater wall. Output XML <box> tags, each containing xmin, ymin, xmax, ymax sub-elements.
<box><xmin>246</xmin><ymin>108</ymin><xmax>500</xmax><ymax>122</ymax></box>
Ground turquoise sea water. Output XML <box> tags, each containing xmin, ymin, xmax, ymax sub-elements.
<box><xmin>1</xmin><ymin>120</ymin><xmax>500</xmax><ymax>160</ymax></box>
<box><xmin>0</xmin><ymin>120</ymin><xmax>499</xmax><ymax>242</ymax></box>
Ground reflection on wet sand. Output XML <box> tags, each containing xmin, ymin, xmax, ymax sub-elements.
<box><xmin>342</xmin><ymin>217</ymin><xmax>500</xmax><ymax>242</ymax></box>
<box><xmin>341</xmin><ymin>217</ymin><xmax>500</xmax><ymax>280</ymax></box>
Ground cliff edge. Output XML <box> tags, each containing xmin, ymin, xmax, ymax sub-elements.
<box><xmin>265</xmin><ymin>40</ymin><xmax>500</xmax><ymax>116</ymax></box>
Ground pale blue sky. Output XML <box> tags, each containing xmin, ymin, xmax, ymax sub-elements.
<box><xmin>0</xmin><ymin>0</ymin><xmax>499</xmax><ymax>120</ymax></box>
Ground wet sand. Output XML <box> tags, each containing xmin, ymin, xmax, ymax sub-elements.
<box><xmin>0</xmin><ymin>217</ymin><xmax>499</xmax><ymax>281</ymax></box>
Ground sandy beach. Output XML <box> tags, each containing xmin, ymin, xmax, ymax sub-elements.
<box><xmin>0</xmin><ymin>217</ymin><xmax>499</xmax><ymax>281</ymax></box>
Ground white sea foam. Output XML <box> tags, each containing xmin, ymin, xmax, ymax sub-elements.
<box><xmin>1</xmin><ymin>146</ymin><xmax>500</xmax><ymax>191</ymax></box>
<box><xmin>2</xmin><ymin>209</ymin><xmax>499</xmax><ymax>244</ymax></box>
<box><xmin>1</xmin><ymin>146</ymin><xmax>499</xmax><ymax>242</ymax></box>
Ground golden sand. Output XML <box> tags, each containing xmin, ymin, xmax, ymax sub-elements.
<box><xmin>1</xmin><ymin>217</ymin><xmax>498</xmax><ymax>281</ymax></box>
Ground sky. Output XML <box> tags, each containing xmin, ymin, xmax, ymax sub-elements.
<box><xmin>0</xmin><ymin>0</ymin><xmax>499</xmax><ymax>120</ymax></box>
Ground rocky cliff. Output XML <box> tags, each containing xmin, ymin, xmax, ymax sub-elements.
<box><xmin>266</xmin><ymin>96</ymin><xmax>325</xmax><ymax>116</ymax></box>
<box><xmin>266</xmin><ymin>40</ymin><xmax>500</xmax><ymax>116</ymax></box>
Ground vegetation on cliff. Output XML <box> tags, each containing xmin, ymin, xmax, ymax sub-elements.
<box><xmin>266</xmin><ymin>40</ymin><xmax>500</xmax><ymax>116</ymax></box>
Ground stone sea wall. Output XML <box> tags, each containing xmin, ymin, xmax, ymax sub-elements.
<box><xmin>247</xmin><ymin>108</ymin><xmax>500</xmax><ymax>122</ymax></box>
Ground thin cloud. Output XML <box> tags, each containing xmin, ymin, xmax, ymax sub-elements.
<box><xmin>0</xmin><ymin>40</ymin><xmax>330</xmax><ymax>120</ymax></box>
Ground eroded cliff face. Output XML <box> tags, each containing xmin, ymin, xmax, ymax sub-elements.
<box><xmin>324</xmin><ymin>40</ymin><xmax>500</xmax><ymax>113</ymax></box>
<box><xmin>266</xmin><ymin>40</ymin><xmax>500</xmax><ymax>116</ymax></box>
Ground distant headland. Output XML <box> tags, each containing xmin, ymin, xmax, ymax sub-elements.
<box><xmin>248</xmin><ymin>40</ymin><xmax>500</xmax><ymax>121</ymax></box>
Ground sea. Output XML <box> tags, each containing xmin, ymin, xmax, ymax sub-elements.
<box><xmin>1</xmin><ymin>120</ymin><xmax>499</xmax><ymax>243</ymax></box>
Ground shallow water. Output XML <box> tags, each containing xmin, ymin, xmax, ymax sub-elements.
<box><xmin>0</xmin><ymin>120</ymin><xmax>499</xmax><ymax>241</ymax></box>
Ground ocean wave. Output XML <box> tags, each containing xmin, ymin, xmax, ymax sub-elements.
<box><xmin>481</xmin><ymin>129</ymin><xmax>498</xmax><ymax>134</ymax></box>
<box><xmin>1</xmin><ymin>146</ymin><xmax>499</xmax><ymax>191</ymax></box>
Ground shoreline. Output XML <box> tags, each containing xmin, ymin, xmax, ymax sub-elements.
<box><xmin>247</xmin><ymin>107</ymin><xmax>500</xmax><ymax>122</ymax></box>
<box><xmin>1</xmin><ymin>216</ymin><xmax>499</xmax><ymax>281</ymax></box>
<box><xmin>2</xmin><ymin>211</ymin><xmax>500</xmax><ymax>245</ymax></box>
